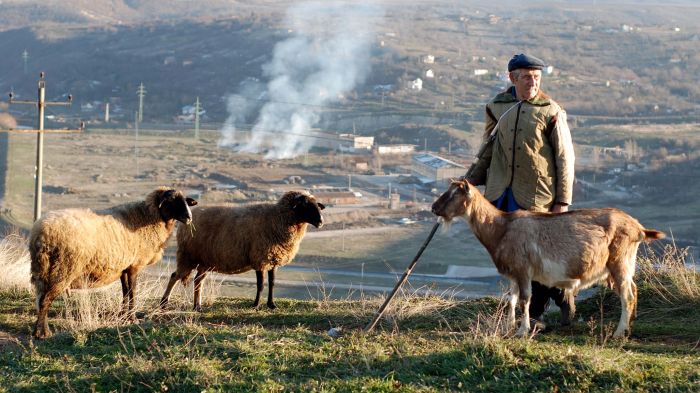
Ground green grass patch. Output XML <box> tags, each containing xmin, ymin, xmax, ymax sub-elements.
<box><xmin>1</xmin><ymin>241</ymin><xmax>699</xmax><ymax>392</ymax></box>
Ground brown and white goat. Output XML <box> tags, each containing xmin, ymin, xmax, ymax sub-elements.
<box><xmin>431</xmin><ymin>179</ymin><xmax>664</xmax><ymax>337</ymax></box>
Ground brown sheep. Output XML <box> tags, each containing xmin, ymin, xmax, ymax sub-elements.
<box><xmin>159</xmin><ymin>190</ymin><xmax>324</xmax><ymax>311</ymax></box>
<box><xmin>431</xmin><ymin>179</ymin><xmax>664</xmax><ymax>337</ymax></box>
<box><xmin>29</xmin><ymin>187</ymin><xmax>197</xmax><ymax>338</ymax></box>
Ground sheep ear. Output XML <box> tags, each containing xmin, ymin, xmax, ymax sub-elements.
<box><xmin>292</xmin><ymin>194</ymin><xmax>306</xmax><ymax>209</ymax></box>
<box><xmin>158</xmin><ymin>190</ymin><xmax>175</xmax><ymax>208</ymax></box>
<box><xmin>317</xmin><ymin>202</ymin><xmax>325</xmax><ymax>210</ymax></box>
<box><xmin>186</xmin><ymin>197</ymin><xmax>198</xmax><ymax>207</ymax></box>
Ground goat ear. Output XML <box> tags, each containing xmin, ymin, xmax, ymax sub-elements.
<box><xmin>464</xmin><ymin>183</ymin><xmax>474</xmax><ymax>197</ymax></box>
<box><xmin>317</xmin><ymin>202</ymin><xmax>325</xmax><ymax>210</ymax></box>
<box><xmin>186</xmin><ymin>197</ymin><xmax>198</xmax><ymax>206</ymax></box>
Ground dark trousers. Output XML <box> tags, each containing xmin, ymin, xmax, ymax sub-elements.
<box><xmin>530</xmin><ymin>281</ymin><xmax>572</xmax><ymax>322</ymax></box>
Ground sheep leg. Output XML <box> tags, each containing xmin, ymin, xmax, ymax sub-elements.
<box><xmin>120</xmin><ymin>271</ymin><xmax>130</xmax><ymax>312</ymax></box>
<box><xmin>126</xmin><ymin>271</ymin><xmax>138</xmax><ymax>321</ymax></box>
<box><xmin>193</xmin><ymin>270</ymin><xmax>207</xmax><ymax>312</ymax></box>
<box><xmin>516</xmin><ymin>279</ymin><xmax>532</xmax><ymax>337</ymax></box>
<box><xmin>266</xmin><ymin>268</ymin><xmax>277</xmax><ymax>310</ymax></box>
<box><xmin>119</xmin><ymin>270</ymin><xmax>138</xmax><ymax>322</ymax></box>
<box><xmin>159</xmin><ymin>272</ymin><xmax>181</xmax><ymax>309</ymax></box>
<box><xmin>253</xmin><ymin>270</ymin><xmax>264</xmax><ymax>309</ymax></box>
<box><xmin>33</xmin><ymin>284</ymin><xmax>63</xmax><ymax>339</ymax></box>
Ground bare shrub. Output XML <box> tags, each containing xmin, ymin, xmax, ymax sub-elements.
<box><xmin>59</xmin><ymin>273</ymin><xmax>166</xmax><ymax>335</ymax></box>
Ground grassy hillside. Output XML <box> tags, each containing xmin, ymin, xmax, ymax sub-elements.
<box><xmin>0</xmin><ymin>233</ymin><xmax>698</xmax><ymax>392</ymax></box>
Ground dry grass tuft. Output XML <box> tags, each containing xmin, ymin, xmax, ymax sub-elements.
<box><xmin>0</xmin><ymin>231</ymin><xmax>31</xmax><ymax>292</ymax></box>
<box><xmin>637</xmin><ymin>242</ymin><xmax>699</xmax><ymax>303</ymax></box>
<box><xmin>467</xmin><ymin>296</ymin><xmax>512</xmax><ymax>339</ymax></box>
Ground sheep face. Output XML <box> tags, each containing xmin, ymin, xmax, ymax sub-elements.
<box><xmin>431</xmin><ymin>180</ymin><xmax>471</xmax><ymax>221</ymax></box>
<box><xmin>158</xmin><ymin>189</ymin><xmax>197</xmax><ymax>224</ymax></box>
<box><xmin>292</xmin><ymin>193</ymin><xmax>325</xmax><ymax>228</ymax></box>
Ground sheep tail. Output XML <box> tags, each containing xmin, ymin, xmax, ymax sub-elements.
<box><xmin>643</xmin><ymin>229</ymin><xmax>665</xmax><ymax>242</ymax></box>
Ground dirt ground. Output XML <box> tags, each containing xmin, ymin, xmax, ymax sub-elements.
<box><xmin>2</xmin><ymin>129</ymin><xmax>375</xmax><ymax>227</ymax></box>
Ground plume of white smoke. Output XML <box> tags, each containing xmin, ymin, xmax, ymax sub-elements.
<box><xmin>219</xmin><ymin>2</ymin><xmax>382</xmax><ymax>159</ymax></box>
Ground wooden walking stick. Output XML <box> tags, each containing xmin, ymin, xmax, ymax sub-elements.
<box><xmin>364</xmin><ymin>221</ymin><xmax>441</xmax><ymax>332</ymax></box>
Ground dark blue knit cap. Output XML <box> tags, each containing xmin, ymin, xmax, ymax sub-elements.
<box><xmin>507</xmin><ymin>53</ymin><xmax>546</xmax><ymax>72</ymax></box>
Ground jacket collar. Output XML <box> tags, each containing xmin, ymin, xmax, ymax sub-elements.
<box><xmin>493</xmin><ymin>86</ymin><xmax>551</xmax><ymax>106</ymax></box>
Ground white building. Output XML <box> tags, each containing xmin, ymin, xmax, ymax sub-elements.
<box><xmin>411</xmin><ymin>78</ymin><xmax>423</xmax><ymax>91</ymax></box>
<box><xmin>412</xmin><ymin>153</ymin><xmax>466</xmax><ymax>182</ymax></box>
<box><xmin>377</xmin><ymin>144</ymin><xmax>416</xmax><ymax>155</ymax></box>
<box><xmin>339</xmin><ymin>134</ymin><xmax>374</xmax><ymax>151</ymax></box>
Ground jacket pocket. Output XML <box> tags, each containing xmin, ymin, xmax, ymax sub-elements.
<box><xmin>534</xmin><ymin>175</ymin><xmax>555</xmax><ymax>207</ymax></box>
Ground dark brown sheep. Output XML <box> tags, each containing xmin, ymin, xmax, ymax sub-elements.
<box><xmin>29</xmin><ymin>187</ymin><xmax>197</xmax><ymax>338</ymax></box>
<box><xmin>159</xmin><ymin>190</ymin><xmax>324</xmax><ymax>311</ymax></box>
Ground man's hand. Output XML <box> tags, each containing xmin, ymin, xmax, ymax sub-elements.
<box><xmin>551</xmin><ymin>203</ymin><xmax>569</xmax><ymax>213</ymax></box>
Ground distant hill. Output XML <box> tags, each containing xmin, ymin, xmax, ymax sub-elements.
<box><xmin>0</xmin><ymin>0</ymin><xmax>276</xmax><ymax>30</ymax></box>
<box><xmin>0</xmin><ymin>0</ymin><xmax>698</xmax><ymax>125</ymax></box>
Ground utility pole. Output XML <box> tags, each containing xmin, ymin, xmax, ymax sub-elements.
<box><xmin>4</xmin><ymin>72</ymin><xmax>81</xmax><ymax>222</ymax></box>
<box><xmin>134</xmin><ymin>111</ymin><xmax>140</xmax><ymax>179</ymax></box>
<box><xmin>136</xmin><ymin>82</ymin><xmax>146</xmax><ymax>123</ymax></box>
<box><xmin>194</xmin><ymin>96</ymin><xmax>201</xmax><ymax>139</ymax></box>
<box><xmin>22</xmin><ymin>50</ymin><xmax>29</xmax><ymax>74</ymax></box>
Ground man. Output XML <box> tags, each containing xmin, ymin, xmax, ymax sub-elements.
<box><xmin>466</xmin><ymin>53</ymin><xmax>576</xmax><ymax>328</ymax></box>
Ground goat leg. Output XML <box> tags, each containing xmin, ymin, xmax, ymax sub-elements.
<box><xmin>515</xmin><ymin>279</ymin><xmax>532</xmax><ymax>337</ymax></box>
<box><xmin>506</xmin><ymin>280</ymin><xmax>518</xmax><ymax>331</ymax></box>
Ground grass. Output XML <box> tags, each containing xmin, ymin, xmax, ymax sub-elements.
<box><xmin>0</xmin><ymin>237</ymin><xmax>699</xmax><ymax>392</ymax></box>
<box><xmin>3</xmin><ymin>134</ymin><xmax>37</xmax><ymax>227</ymax></box>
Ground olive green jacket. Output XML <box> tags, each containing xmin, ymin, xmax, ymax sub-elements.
<box><xmin>467</xmin><ymin>87</ymin><xmax>575</xmax><ymax>212</ymax></box>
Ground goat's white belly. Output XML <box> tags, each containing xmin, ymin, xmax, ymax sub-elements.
<box><xmin>532</xmin><ymin>258</ymin><xmax>576</xmax><ymax>288</ymax></box>
<box><xmin>532</xmin><ymin>258</ymin><xmax>610</xmax><ymax>291</ymax></box>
